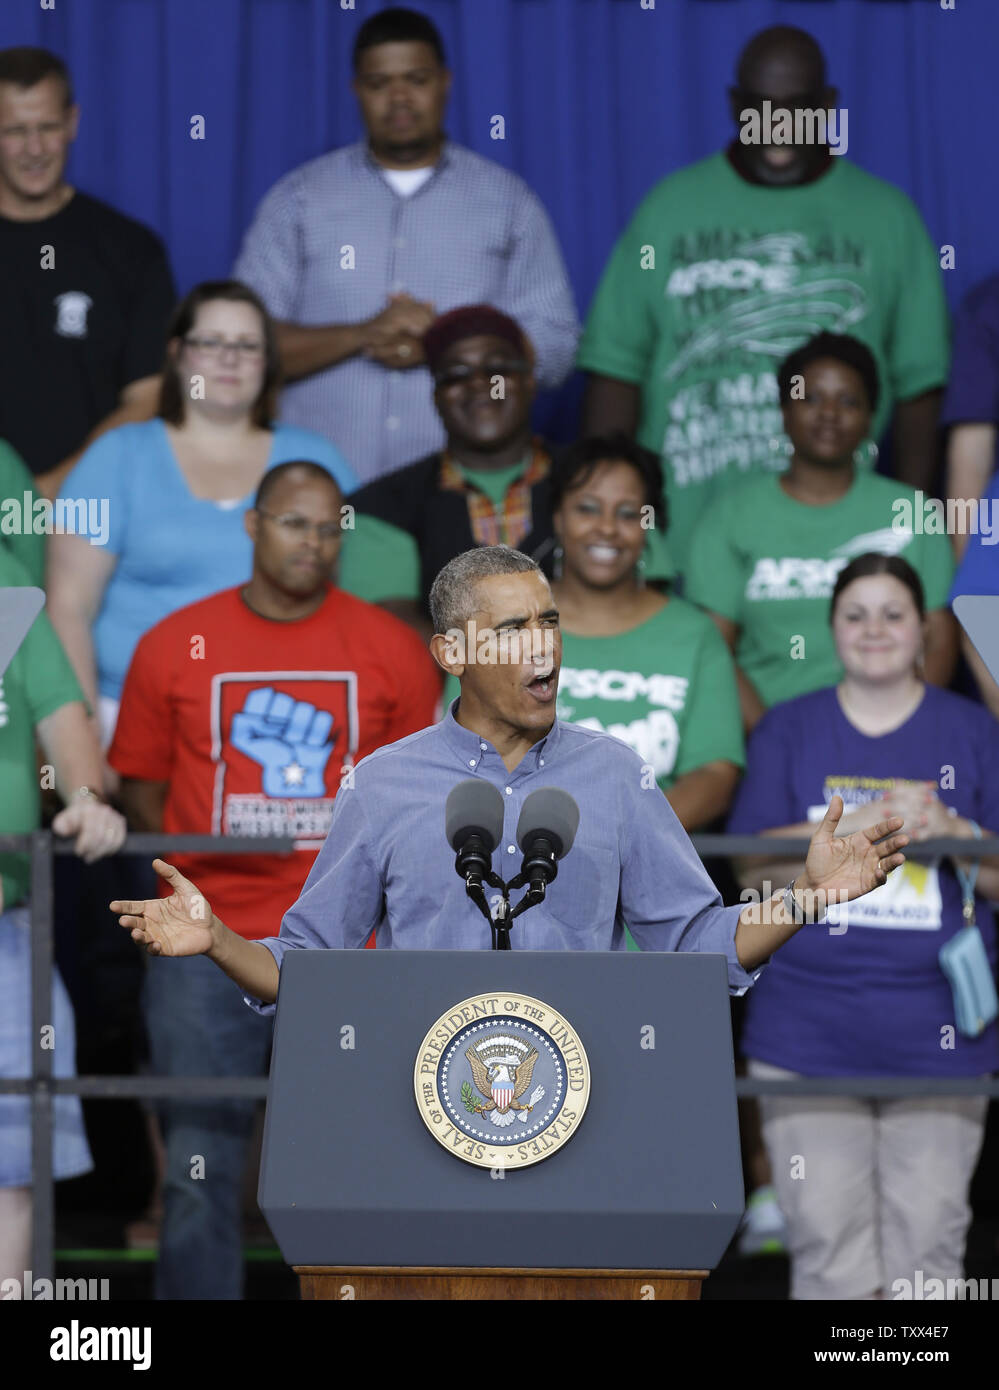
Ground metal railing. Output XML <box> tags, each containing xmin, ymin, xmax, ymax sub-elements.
<box><xmin>3</xmin><ymin>829</ymin><xmax>998</xmax><ymax>1283</ymax></box>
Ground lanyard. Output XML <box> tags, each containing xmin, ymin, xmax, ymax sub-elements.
<box><xmin>954</xmin><ymin>819</ymin><xmax>982</xmax><ymax>925</ymax></box>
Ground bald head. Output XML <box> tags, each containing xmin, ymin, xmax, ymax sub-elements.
<box><xmin>729</xmin><ymin>25</ymin><xmax>836</xmax><ymax>187</ymax></box>
<box><xmin>736</xmin><ymin>25</ymin><xmax>826</xmax><ymax>95</ymax></box>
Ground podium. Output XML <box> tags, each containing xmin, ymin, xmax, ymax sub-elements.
<box><xmin>259</xmin><ymin>949</ymin><xmax>744</xmax><ymax>1300</ymax></box>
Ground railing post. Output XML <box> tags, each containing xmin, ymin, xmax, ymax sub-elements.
<box><xmin>29</xmin><ymin>829</ymin><xmax>55</xmax><ymax>1284</ymax></box>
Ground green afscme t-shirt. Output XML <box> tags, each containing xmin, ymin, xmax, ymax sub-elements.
<box><xmin>555</xmin><ymin>597</ymin><xmax>744</xmax><ymax>790</ymax></box>
<box><xmin>0</xmin><ymin>550</ymin><xmax>85</xmax><ymax>909</ymax></box>
<box><xmin>684</xmin><ymin>472</ymin><xmax>955</xmax><ymax>708</ymax></box>
<box><xmin>556</xmin><ymin>597</ymin><xmax>743</xmax><ymax>954</ymax></box>
<box><xmin>577</xmin><ymin>153</ymin><xmax>949</xmax><ymax>575</ymax></box>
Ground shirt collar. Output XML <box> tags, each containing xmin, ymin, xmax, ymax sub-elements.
<box><xmin>439</xmin><ymin>441</ymin><xmax>550</xmax><ymax>493</ymax></box>
<box><xmin>359</xmin><ymin>138</ymin><xmax>452</xmax><ymax>179</ymax></box>
<box><xmin>724</xmin><ymin>139</ymin><xmax>834</xmax><ymax>187</ymax></box>
<box><xmin>440</xmin><ymin>696</ymin><xmax>561</xmax><ymax>771</ymax></box>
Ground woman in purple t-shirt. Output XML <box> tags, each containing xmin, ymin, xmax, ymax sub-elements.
<box><xmin>730</xmin><ymin>552</ymin><xmax>999</xmax><ymax>1301</ymax></box>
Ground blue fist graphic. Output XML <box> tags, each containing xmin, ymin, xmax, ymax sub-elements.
<box><xmin>230</xmin><ymin>688</ymin><xmax>335</xmax><ymax>798</ymax></box>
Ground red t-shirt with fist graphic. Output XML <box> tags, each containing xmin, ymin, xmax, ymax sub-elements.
<box><xmin>109</xmin><ymin>584</ymin><xmax>441</xmax><ymax>939</ymax></box>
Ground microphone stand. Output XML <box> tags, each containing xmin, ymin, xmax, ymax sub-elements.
<box><xmin>458</xmin><ymin>858</ymin><xmax>557</xmax><ymax>950</ymax></box>
<box><xmin>455</xmin><ymin>850</ymin><xmax>511</xmax><ymax>949</ymax></box>
<box><xmin>502</xmin><ymin>835</ymin><xmax>560</xmax><ymax>937</ymax></box>
<box><xmin>491</xmin><ymin>893</ymin><xmax>513</xmax><ymax>951</ymax></box>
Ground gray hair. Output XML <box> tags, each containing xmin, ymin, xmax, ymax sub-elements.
<box><xmin>429</xmin><ymin>546</ymin><xmax>542</xmax><ymax>634</ymax></box>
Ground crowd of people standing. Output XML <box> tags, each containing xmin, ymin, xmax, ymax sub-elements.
<box><xmin>1</xmin><ymin>9</ymin><xmax>997</xmax><ymax>1303</ymax></box>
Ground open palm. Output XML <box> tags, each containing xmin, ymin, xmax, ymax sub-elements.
<box><xmin>803</xmin><ymin>795</ymin><xmax>910</xmax><ymax>905</ymax></box>
<box><xmin>110</xmin><ymin>858</ymin><xmax>215</xmax><ymax>957</ymax></box>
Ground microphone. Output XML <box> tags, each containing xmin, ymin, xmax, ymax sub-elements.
<box><xmin>514</xmin><ymin>788</ymin><xmax>580</xmax><ymax>898</ymax></box>
<box><xmin>445</xmin><ymin>779</ymin><xmax>505</xmax><ymax>890</ymax></box>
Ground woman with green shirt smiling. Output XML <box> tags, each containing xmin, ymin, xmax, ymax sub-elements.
<box><xmin>550</xmin><ymin>434</ymin><xmax>744</xmax><ymax>833</ymax></box>
<box><xmin>685</xmin><ymin>333</ymin><xmax>956</xmax><ymax>732</ymax></box>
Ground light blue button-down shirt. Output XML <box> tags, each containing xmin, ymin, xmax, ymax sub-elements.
<box><xmin>244</xmin><ymin>703</ymin><xmax>763</xmax><ymax>1015</ymax></box>
<box><xmin>233</xmin><ymin>141</ymin><xmax>580</xmax><ymax>485</ymax></box>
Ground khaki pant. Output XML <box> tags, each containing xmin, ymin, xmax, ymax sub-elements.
<box><xmin>747</xmin><ymin>1058</ymin><xmax>988</xmax><ymax>1300</ymax></box>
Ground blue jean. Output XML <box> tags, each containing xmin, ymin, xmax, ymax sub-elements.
<box><xmin>142</xmin><ymin>953</ymin><xmax>273</xmax><ymax>1300</ymax></box>
<box><xmin>0</xmin><ymin>904</ymin><xmax>93</xmax><ymax>1186</ymax></box>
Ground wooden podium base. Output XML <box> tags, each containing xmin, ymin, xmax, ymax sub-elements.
<box><xmin>295</xmin><ymin>1266</ymin><xmax>708</xmax><ymax>1300</ymax></box>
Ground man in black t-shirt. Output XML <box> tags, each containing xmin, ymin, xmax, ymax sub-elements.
<box><xmin>0</xmin><ymin>48</ymin><xmax>176</xmax><ymax>495</ymax></box>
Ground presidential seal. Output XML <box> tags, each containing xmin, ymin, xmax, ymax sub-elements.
<box><xmin>414</xmin><ymin>992</ymin><xmax>590</xmax><ymax>1169</ymax></box>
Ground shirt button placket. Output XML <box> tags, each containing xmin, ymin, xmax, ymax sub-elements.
<box><xmin>384</xmin><ymin>200</ymin><xmax>405</xmax><ymax>444</ymax></box>
<box><xmin>388</xmin><ymin>196</ymin><xmax>403</xmax><ymax>291</ymax></box>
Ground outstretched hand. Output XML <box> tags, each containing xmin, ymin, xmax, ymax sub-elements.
<box><xmin>110</xmin><ymin>859</ymin><xmax>215</xmax><ymax>957</ymax></box>
<box><xmin>800</xmin><ymin>795</ymin><xmax>910</xmax><ymax>908</ymax></box>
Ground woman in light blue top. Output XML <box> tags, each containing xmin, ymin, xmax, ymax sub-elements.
<box><xmin>47</xmin><ymin>280</ymin><xmax>357</xmax><ymax>752</ymax></box>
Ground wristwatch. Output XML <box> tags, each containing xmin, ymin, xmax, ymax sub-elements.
<box><xmin>782</xmin><ymin>877</ymin><xmax>820</xmax><ymax>925</ymax></box>
<box><xmin>73</xmin><ymin>786</ymin><xmax>104</xmax><ymax>805</ymax></box>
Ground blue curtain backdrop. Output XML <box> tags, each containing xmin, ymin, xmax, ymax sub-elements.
<box><xmin>7</xmin><ymin>0</ymin><xmax>998</xmax><ymax>438</ymax></box>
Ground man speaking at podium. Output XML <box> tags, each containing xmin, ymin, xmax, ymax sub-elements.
<box><xmin>112</xmin><ymin>546</ymin><xmax>909</xmax><ymax>1011</ymax></box>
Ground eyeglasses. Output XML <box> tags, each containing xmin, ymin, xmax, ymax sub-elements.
<box><xmin>183</xmin><ymin>336</ymin><xmax>265</xmax><ymax>360</ymax></box>
<box><xmin>256</xmin><ymin>511</ymin><xmax>342</xmax><ymax>541</ymax></box>
<box><xmin>433</xmin><ymin>359</ymin><xmax>530</xmax><ymax>389</ymax></box>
